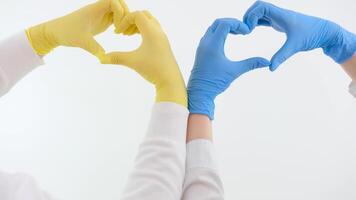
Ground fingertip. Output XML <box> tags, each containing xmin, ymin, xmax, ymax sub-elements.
<box><xmin>251</xmin><ymin>57</ymin><xmax>271</xmax><ymax>67</ymax></box>
<box><xmin>230</xmin><ymin>22</ymin><xmax>250</xmax><ymax>35</ymax></box>
<box><xmin>240</xmin><ymin>23</ymin><xmax>251</xmax><ymax>35</ymax></box>
<box><xmin>118</xmin><ymin>0</ymin><xmax>130</xmax><ymax>14</ymax></box>
<box><xmin>246</xmin><ymin>15</ymin><xmax>258</xmax><ymax>31</ymax></box>
<box><xmin>210</xmin><ymin>19</ymin><xmax>220</xmax><ymax>33</ymax></box>
<box><xmin>243</xmin><ymin>14</ymin><xmax>249</xmax><ymax>25</ymax></box>
<box><xmin>116</xmin><ymin>24</ymin><xmax>125</xmax><ymax>34</ymax></box>
<box><xmin>269</xmin><ymin>63</ymin><xmax>279</xmax><ymax>71</ymax></box>
<box><xmin>123</xmin><ymin>25</ymin><xmax>138</xmax><ymax>35</ymax></box>
<box><xmin>115</xmin><ymin>11</ymin><xmax>139</xmax><ymax>34</ymax></box>
<box><xmin>111</xmin><ymin>0</ymin><xmax>125</xmax><ymax>23</ymax></box>
<box><xmin>99</xmin><ymin>54</ymin><xmax>110</xmax><ymax>64</ymax></box>
<box><xmin>260</xmin><ymin>57</ymin><xmax>271</xmax><ymax>65</ymax></box>
<box><xmin>128</xmin><ymin>27</ymin><xmax>139</xmax><ymax>35</ymax></box>
<box><xmin>117</xmin><ymin>22</ymin><xmax>132</xmax><ymax>34</ymax></box>
<box><xmin>115</xmin><ymin>28</ymin><xmax>121</xmax><ymax>34</ymax></box>
<box><xmin>259</xmin><ymin>58</ymin><xmax>271</xmax><ymax>65</ymax></box>
<box><xmin>213</xmin><ymin>22</ymin><xmax>230</xmax><ymax>36</ymax></box>
<box><xmin>142</xmin><ymin>10</ymin><xmax>154</xmax><ymax>19</ymax></box>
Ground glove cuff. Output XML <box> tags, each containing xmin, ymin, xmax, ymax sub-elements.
<box><xmin>323</xmin><ymin>28</ymin><xmax>356</xmax><ymax>64</ymax></box>
<box><xmin>188</xmin><ymin>92</ymin><xmax>216</xmax><ymax>120</ymax></box>
<box><xmin>26</xmin><ymin>24</ymin><xmax>59</xmax><ymax>56</ymax></box>
<box><xmin>155</xmin><ymin>81</ymin><xmax>188</xmax><ymax>108</ymax></box>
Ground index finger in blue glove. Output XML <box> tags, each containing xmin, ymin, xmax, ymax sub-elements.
<box><xmin>243</xmin><ymin>5</ymin><xmax>267</xmax><ymax>30</ymax></box>
<box><xmin>212</xmin><ymin>22</ymin><xmax>230</xmax><ymax>49</ymax></box>
<box><xmin>243</xmin><ymin>1</ymin><xmax>261</xmax><ymax>29</ymax></box>
<box><xmin>243</xmin><ymin>1</ymin><xmax>278</xmax><ymax>31</ymax></box>
<box><xmin>211</xmin><ymin>18</ymin><xmax>250</xmax><ymax>35</ymax></box>
<box><xmin>211</xmin><ymin>19</ymin><xmax>250</xmax><ymax>49</ymax></box>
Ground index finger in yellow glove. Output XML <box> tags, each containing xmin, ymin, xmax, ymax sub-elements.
<box><xmin>116</xmin><ymin>11</ymin><xmax>153</xmax><ymax>36</ymax></box>
<box><xmin>112</xmin><ymin>0</ymin><xmax>131</xmax><ymax>33</ymax></box>
<box><xmin>113</xmin><ymin>0</ymin><xmax>139</xmax><ymax>36</ymax></box>
<box><xmin>26</xmin><ymin>0</ymin><xmax>130</xmax><ymax>59</ymax></box>
<box><xmin>101</xmin><ymin>11</ymin><xmax>187</xmax><ymax>107</ymax></box>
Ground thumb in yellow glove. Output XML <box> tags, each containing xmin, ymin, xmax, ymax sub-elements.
<box><xmin>26</xmin><ymin>0</ymin><xmax>135</xmax><ymax>59</ymax></box>
<box><xmin>101</xmin><ymin>11</ymin><xmax>187</xmax><ymax>107</ymax></box>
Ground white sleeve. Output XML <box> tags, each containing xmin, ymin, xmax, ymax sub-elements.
<box><xmin>349</xmin><ymin>82</ymin><xmax>356</xmax><ymax>98</ymax></box>
<box><xmin>0</xmin><ymin>171</ymin><xmax>54</xmax><ymax>200</ymax></box>
<box><xmin>182</xmin><ymin>139</ymin><xmax>224</xmax><ymax>200</ymax></box>
<box><xmin>0</xmin><ymin>31</ymin><xmax>44</xmax><ymax>97</ymax></box>
<box><xmin>0</xmin><ymin>33</ymin><xmax>49</xmax><ymax>199</ymax></box>
<box><xmin>120</xmin><ymin>102</ymin><xmax>188</xmax><ymax>200</ymax></box>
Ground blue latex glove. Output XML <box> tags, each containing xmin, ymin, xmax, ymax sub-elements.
<box><xmin>243</xmin><ymin>1</ymin><xmax>356</xmax><ymax>71</ymax></box>
<box><xmin>187</xmin><ymin>18</ymin><xmax>270</xmax><ymax>120</ymax></box>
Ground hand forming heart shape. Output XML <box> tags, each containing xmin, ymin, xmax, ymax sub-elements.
<box><xmin>242</xmin><ymin>1</ymin><xmax>355</xmax><ymax>71</ymax></box>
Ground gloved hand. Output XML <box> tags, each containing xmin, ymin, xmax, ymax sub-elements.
<box><xmin>243</xmin><ymin>1</ymin><xmax>356</xmax><ymax>71</ymax></box>
<box><xmin>187</xmin><ymin>18</ymin><xmax>270</xmax><ymax>120</ymax></box>
<box><xmin>26</xmin><ymin>0</ymin><xmax>136</xmax><ymax>59</ymax></box>
<box><xmin>101</xmin><ymin>11</ymin><xmax>187</xmax><ymax>107</ymax></box>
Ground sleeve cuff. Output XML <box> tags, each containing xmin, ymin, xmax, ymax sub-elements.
<box><xmin>186</xmin><ymin>139</ymin><xmax>218</xmax><ymax>170</ymax></box>
<box><xmin>349</xmin><ymin>81</ymin><xmax>356</xmax><ymax>98</ymax></box>
<box><xmin>146</xmin><ymin>102</ymin><xmax>189</xmax><ymax>141</ymax></box>
<box><xmin>0</xmin><ymin>31</ymin><xmax>44</xmax><ymax>96</ymax></box>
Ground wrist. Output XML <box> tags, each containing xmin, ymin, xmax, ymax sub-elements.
<box><xmin>341</xmin><ymin>55</ymin><xmax>356</xmax><ymax>81</ymax></box>
<box><xmin>187</xmin><ymin>91</ymin><xmax>215</xmax><ymax>120</ymax></box>
<box><xmin>26</xmin><ymin>23</ymin><xmax>58</xmax><ymax>56</ymax></box>
<box><xmin>186</xmin><ymin>114</ymin><xmax>212</xmax><ymax>143</ymax></box>
<box><xmin>155</xmin><ymin>81</ymin><xmax>188</xmax><ymax>108</ymax></box>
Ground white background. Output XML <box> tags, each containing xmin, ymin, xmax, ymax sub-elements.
<box><xmin>0</xmin><ymin>0</ymin><xmax>356</xmax><ymax>199</ymax></box>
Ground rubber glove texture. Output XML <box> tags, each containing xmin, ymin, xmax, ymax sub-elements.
<box><xmin>244</xmin><ymin>1</ymin><xmax>356</xmax><ymax>71</ymax></box>
<box><xmin>26</xmin><ymin>0</ymin><xmax>134</xmax><ymax>58</ymax></box>
<box><xmin>187</xmin><ymin>18</ymin><xmax>270</xmax><ymax>120</ymax></box>
<box><xmin>101</xmin><ymin>11</ymin><xmax>187</xmax><ymax>107</ymax></box>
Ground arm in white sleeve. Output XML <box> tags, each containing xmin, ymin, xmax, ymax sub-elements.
<box><xmin>120</xmin><ymin>102</ymin><xmax>188</xmax><ymax>200</ymax></box>
<box><xmin>0</xmin><ymin>33</ymin><xmax>48</xmax><ymax>199</ymax></box>
<box><xmin>0</xmin><ymin>171</ymin><xmax>53</xmax><ymax>200</ymax></box>
<box><xmin>0</xmin><ymin>31</ymin><xmax>44</xmax><ymax>97</ymax></box>
<box><xmin>349</xmin><ymin>82</ymin><xmax>356</xmax><ymax>98</ymax></box>
<box><xmin>0</xmin><ymin>103</ymin><xmax>188</xmax><ymax>200</ymax></box>
<box><xmin>182</xmin><ymin>139</ymin><xmax>224</xmax><ymax>200</ymax></box>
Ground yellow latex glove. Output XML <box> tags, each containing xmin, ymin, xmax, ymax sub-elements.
<box><xmin>26</xmin><ymin>0</ymin><xmax>136</xmax><ymax>58</ymax></box>
<box><xmin>101</xmin><ymin>11</ymin><xmax>187</xmax><ymax>107</ymax></box>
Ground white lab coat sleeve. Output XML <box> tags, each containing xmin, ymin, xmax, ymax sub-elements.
<box><xmin>349</xmin><ymin>82</ymin><xmax>356</xmax><ymax>98</ymax></box>
<box><xmin>0</xmin><ymin>172</ymin><xmax>54</xmax><ymax>200</ymax></box>
<box><xmin>0</xmin><ymin>31</ymin><xmax>44</xmax><ymax>97</ymax></box>
<box><xmin>0</xmin><ymin>103</ymin><xmax>188</xmax><ymax>200</ymax></box>
<box><xmin>182</xmin><ymin>139</ymin><xmax>224</xmax><ymax>200</ymax></box>
<box><xmin>0</xmin><ymin>32</ymin><xmax>53</xmax><ymax>200</ymax></box>
<box><xmin>120</xmin><ymin>102</ymin><xmax>189</xmax><ymax>200</ymax></box>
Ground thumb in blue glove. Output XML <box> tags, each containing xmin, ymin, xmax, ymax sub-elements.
<box><xmin>187</xmin><ymin>18</ymin><xmax>270</xmax><ymax>120</ymax></box>
<box><xmin>243</xmin><ymin>1</ymin><xmax>356</xmax><ymax>71</ymax></box>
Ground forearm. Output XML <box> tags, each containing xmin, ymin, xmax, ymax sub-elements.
<box><xmin>121</xmin><ymin>103</ymin><xmax>188</xmax><ymax>200</ymax></box>
<box><xmin>182</xmin><ymin>114</ymin><xmax>224</xmax><ymax>200</ymax></box>
<box><xmin>341</xmin><ymin>55</ymin><xmax>356</xmax><ymax>81</ymax></box>
<box><xmin>0</xmin><ymin>171</ymin><xmax>53</xmax><ymax>200</ymax></box>
<box><xmin>0</xmin><ymin>32</ymin><xmax>44</xmax><ymax>97</ymax></box>
<box><xmin>186</xmin><ymin>114</ymin><xmax>212</xmax><ymax>142</ymax></box>
<box><xmin>182</xmin><ymin>139</ymin><xmax>224</xmax><ymax>200</ymax></box>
